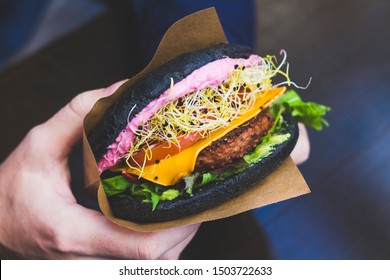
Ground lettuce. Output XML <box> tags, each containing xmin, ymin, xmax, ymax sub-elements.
<box><xmin>270</xmin><ymin>89</ymin><xmax>331</xmax><ymax>131</ymax></box>
<box><xmin>243</xmin><ymin>133</ymin><xmax>290</xmax><ymax>164</ymax></box>
<box><xmin>102</xmin><ymin>176</ymin><xmax>180</xmax><ymax>210</ymax></box>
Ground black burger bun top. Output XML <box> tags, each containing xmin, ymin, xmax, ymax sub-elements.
<box><xmin>107</xmin><ymin>113</ymin><xmax>298</xmax><ymax>223</ymax></box>
<box><xmin>88</xmin><ymin>44</ymin><xmax>253</xmax><ymax>164</ymax></box>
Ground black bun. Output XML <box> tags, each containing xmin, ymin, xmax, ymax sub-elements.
<box><xmin>88</xmin><ymin>44</ymin><xmax>254</xmax><ymax>163</ymax></box>
<box><xmin>108</xmin><ymin>113</ymin><xmax>299</xmax><ymax>223</ymax></box>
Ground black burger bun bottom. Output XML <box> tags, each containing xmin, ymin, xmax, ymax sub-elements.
<box><xmin>108</xmin><ymin>113</ymin><xmax>299</xmax><ymax>223</ymax></box>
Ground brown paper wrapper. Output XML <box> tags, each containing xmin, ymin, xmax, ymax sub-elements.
<box><xmin>82</xmin><ymin>8</ymin><xmax>310</xmax><ymax>232</ymax></box>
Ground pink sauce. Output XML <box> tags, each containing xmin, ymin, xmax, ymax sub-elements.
<box><xmin>98</xmin><ymin>54</ymin><xmax>262</xmax><ymax>171</ymax></box>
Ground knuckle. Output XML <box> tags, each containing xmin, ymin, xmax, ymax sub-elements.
<box><xmin>22</xmin><ymin>124</ymin><xmax>53</xmax><ymax>169</ymax></box>
<box><xmin>68</xmin><ymin>94</ymin><xmax>84</xmax><ymax>118</ymax></box>
<box><xmin>159</xmin><ymin>250</ymin><xmax>180</xmax><ymax>260</ymax></box>
<box><xmin>26</xmin><ymin>125</ymin><xmax>45</xmax><ymax>148</ymax></box>
<box><xmin>68</xmin><ymin>91</ymin><xmax>93</xmax><ymax>120</ymax></box>
<box><xmin>136</xmin><ymin>240</ymin><xmax>152</xmax><ymax>260</ymax></box>
<box><xmin>136</xmin><ymin>235</ymin><xmax>159</xmax><ymax>260</ymax></box>
<box><xmin>23</xmin><ymin>125</ymin><xmax>48</xmax><ymax>161</ymax></box>
<box><xmin>34</xmin><ymin>226</ymin><xmax>70</xmax><ymax>256</ymax></box>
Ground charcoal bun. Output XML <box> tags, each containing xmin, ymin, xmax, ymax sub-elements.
<box><xmin>108</xmin><ymin>113</ymin><xmax>298</xmax><ymax>223</ymax></box>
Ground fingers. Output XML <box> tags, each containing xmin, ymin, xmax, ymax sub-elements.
<box><xmin>39</xmin><ymin>80</ymin><xmax>127</xmax><ymax>159</ymax></box>
<box><xmin>291</xmin><ymin>123</ymin><xmax>310</xmax><ymax>165</ymax></box>
<box><xmin>64</xmin><ymin>205</ymin><xmax>199</xmax><ymax>259</ymax></box>
<box><xmin>132</xmin><ymin>224</ymin><xmax>200</xmax><ymax>260</ymax></box>
<box><xmin>158</xmin><ymin>227</ymin><xmax>199</xmax><ymax>259</ymax></box>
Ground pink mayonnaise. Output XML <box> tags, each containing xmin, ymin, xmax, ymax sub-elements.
<box><xmin>98</xmin><ymin>54</ymin><xmax>262</xmax><ymax>171</ymax></box>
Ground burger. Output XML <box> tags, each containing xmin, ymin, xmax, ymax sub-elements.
<box><xmin>88</xmin><ymin>44</ymin><xmax>329</xmax><ymax>223</ymax></box>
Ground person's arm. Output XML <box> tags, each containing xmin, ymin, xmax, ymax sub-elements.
<box><xmin>0</xmin><ymin>80</ymin><xmax>199</xmax><ymax>259</ymax></box>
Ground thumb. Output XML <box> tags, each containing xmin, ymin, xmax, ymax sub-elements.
<box><xmin>40</xmin><ymin>80</ymin><xmax>127</xmax><ymax>159</ymax></box>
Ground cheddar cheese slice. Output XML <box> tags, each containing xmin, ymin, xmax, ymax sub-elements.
<box><xmin>125</xmin><ymin>87</ymin><xmax>286</xmax><ymax>186</ymax></box>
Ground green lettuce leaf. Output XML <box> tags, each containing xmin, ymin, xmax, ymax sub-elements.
<box><xmin>270</xmin><ymin>89</ymin><xmax>331</xmax><ymax>131</ymax></box>
<box><xmin>243</xmin><ymin>133</ymin><xmax>290</xmax><ymax>164</ymax></box>
<box><xmin>101</xmin><ymin>175</ymin><xmax>131</xmax><ymax>196</ymax></box>
<box><xmin>102</xmin><ymin>176</ymin><xmax>180</xmax><ymax>211</ymax></box>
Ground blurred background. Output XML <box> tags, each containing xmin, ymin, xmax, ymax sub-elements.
<box><xmin>254</xmin><ymin>0</ymin><xmax>390</xmax><ymax>259</ymax></box>
<box><xmin>0</xmin><ymin>0</ymin><xmax>389</xmax><ymax>259</ymax></box>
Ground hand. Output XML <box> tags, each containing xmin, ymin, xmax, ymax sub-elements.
<box><xmin>0</xmin><ymin>81</ymin><xmax>200</xmax><ymax>259</ymax></box>
<box><xmin>291</xmin><ymin>123</ymin><xmax>310</xmax><ymax>165</ymax></box>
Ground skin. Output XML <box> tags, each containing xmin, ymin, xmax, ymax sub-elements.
<box><xmin>0</xmin><ymin>80</ymin><xmax>309</xmax><ymax>259</ymax></box>
<box><xmin>0</xmin><ymin>80</ymin><xmax>199</xmax><ymax>259</ymax></box>
<box><xmin>291</xmin><ymin>123</ymin><xmax>310</xmax><ymax>165</ymax></box>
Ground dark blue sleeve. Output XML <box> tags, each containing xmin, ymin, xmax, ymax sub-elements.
<box><xmin>126</xmin><ymin>0</ymin><xmax>256</xmax><ymax>69</ymax></box>
<box><xmin>0</xmin><ymin>0</ymin><xmax>50</xmax><ymax>69</ymax></box>
<box><xmin>0</xmin><ymin>0</ymin><xmax>256</xmax><ymax>72</ymax></box>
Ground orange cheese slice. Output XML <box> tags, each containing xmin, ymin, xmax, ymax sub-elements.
<box><xmin>126</xmin><ymin>87</ymin><xmax>286</xmax><ymax>186</ymax></box>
